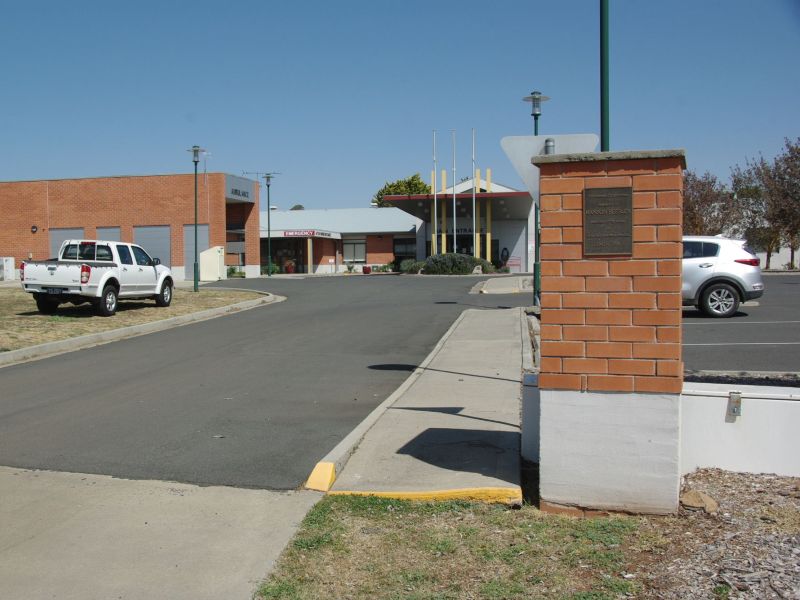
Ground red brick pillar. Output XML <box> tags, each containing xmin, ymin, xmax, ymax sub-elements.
<box><xmin>530</xmin><ymin>149</ymin><xmax>686</xmax><ymax>514</ymax></box>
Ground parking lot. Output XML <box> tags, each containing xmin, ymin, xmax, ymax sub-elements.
<box><xmin>682</xmin><ymin>273</ymin><xmax>800</xmax><ymax>373</ymax></box>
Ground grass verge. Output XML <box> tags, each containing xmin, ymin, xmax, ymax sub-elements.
<box><xmin>0</xmin><ymin>287</ymin><xmax>261</xmax><ymax>352</ymax></box>
<box><xmin>257</xmin><ymin>495</ymin><xmax>641</xmax><ymax>600</ymax></box>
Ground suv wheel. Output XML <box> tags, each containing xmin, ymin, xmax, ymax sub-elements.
<box><xmin>701</xmin><ymin>282</ymin><xmax>739</xmax><ymax>318</ymax></box>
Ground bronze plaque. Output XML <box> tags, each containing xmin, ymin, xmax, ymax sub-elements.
<box><xmin>583</xmin><ymin>187</ymin><xmax>633</xmax><ymax>256</ymax></box>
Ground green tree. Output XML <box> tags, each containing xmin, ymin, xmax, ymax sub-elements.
<box><xmin>290</xmin><ymin>204</ymin><xmax>305</xmax><ymax>210</ymax></box>
<box><xmin>371</xmin><ymin>173</ymin><xmax>431</xmax><ymax>208</ymax></box>
<box><xmin>732</xmin><ymin>160</ymin><xmax>783</xmax><ymax>269</ymax></box>
<box><xmin>773</xmin><ymin>138</ymin><xmax>800</xmax><ymax>268</ymax></box>
<box><xmin>683</xmin><ymin>170</ymin><xmax>740</xmax><ymax>235</ymax></box>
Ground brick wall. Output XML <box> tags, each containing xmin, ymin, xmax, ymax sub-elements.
<box><xmin>366</xmin><ymin>235</ymin><xmax>394</xmax><ymax>265</ymax></box>
<box><xmin>0</xmin><ymin>173</ymin><xmax>259</xmax><ymax>269</ymax></box>
<box><xmin>534</xmin><ymin>152</ymin><xmax>685</xmax><ymax>395</ymax></box>
<box><xmin>313</xmin><ymin>238</ymin><xmax>337</xmax><ymax>268</ymax></box>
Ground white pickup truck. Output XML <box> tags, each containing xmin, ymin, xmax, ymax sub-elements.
<box><xmin>20</xmin><ymin>240</ymin><xmax>174</xmax><ymax>317</ymax></box>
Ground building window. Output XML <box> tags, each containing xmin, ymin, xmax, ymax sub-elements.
<box><xmin>343</xmin><ymin>239</ymin><xmax>366</xmax><ymax>263</ymax></box>
<box><xmin>393</xmin><ymin>238</ymin><xmax>416</xmax><ymax>259</ymax></box>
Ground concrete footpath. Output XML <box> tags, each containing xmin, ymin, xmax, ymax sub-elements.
<box><xmin>0</xmin><ymin>467</ymin><xmax>320</xmax><ymax>600</ymax></box>
<box><xmin>323</xmin><ymin>307</ymin><xmax>528</xmax><ymax>504</ymax></box>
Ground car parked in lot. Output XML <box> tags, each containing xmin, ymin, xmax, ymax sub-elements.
<box><xmin>20</xmin><ymin>240</ymin><xmax>173</xmax><ymax>316</ymax></box>
<box><xmin>682</xmin><ymin>235</ymin><xmax>764</xmax><ymax>317</ymax></box>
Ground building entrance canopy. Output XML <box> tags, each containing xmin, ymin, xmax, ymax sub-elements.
<box><xmin>385</xmin><ymin>191</ymin><xmax>532</xmax><ymax>222</ymax></box>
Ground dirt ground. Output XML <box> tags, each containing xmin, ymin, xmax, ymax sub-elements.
<box><xmin>0</xmin><ymin>287</ymin><xmax>261</xmax><ymax>352</ymax></box>
<box><xmin>630</xmin><ymin>468</ymin><xmax>799</xmax><ymax>599</ymax></box>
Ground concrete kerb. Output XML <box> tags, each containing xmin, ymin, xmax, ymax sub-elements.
<box><xmin>0</xmin><ymin>291</ymin><xmax>284</xmax><ymax>369</ymax></box>
<box><xmin>304</xmin><ymin>310</ymin><xmax>470</xmax><ymax>493</ymax></box>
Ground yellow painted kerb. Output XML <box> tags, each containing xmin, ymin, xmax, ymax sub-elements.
<box><xmin>329</xmin><ymin>486</ymin><xmax>523</xmax><ymax>505</ymax></box>
<box><xmin>305</xmin><ymin>461</ymin><xmax>336</xmax><ymax>491</ymax></box>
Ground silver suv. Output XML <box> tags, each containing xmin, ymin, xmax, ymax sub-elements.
<box><xmin>682</xmin><ymin>236</ymin><xmax>765</xmax><ymax>317</ymax></box>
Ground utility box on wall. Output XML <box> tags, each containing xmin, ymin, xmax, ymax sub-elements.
<box><xmin>0</xmin><ymin>257</ymin><xmax>15</xmax><ymax>281</ymax></box>
<box><xmin>200</xmin><ymin>246</ymin><xmax>226</xmax><ymax>281</ymax></box>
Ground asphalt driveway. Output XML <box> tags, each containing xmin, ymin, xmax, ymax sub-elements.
<box><xmin>682</xmin><ymin>273</ymin><xmax>800</xmax><ymax>372</ymax></box>
<box><xmin>0</xmin><ymin>275</ymin><xmax>528</xmax><ymax>490</ymax></box>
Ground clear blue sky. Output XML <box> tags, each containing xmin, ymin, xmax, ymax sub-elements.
<box><xmin>2</xmin><ymin>0</ymin><xmax>798</xmax><ymax>209</ymax></box>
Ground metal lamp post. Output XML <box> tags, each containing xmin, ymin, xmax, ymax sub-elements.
<box><xmin>264</xmin><ymin>174</ymin><xmax>274</xmax><ymax>276</ymax></box>
<box><xmin>522</xmin><ymin>91</ymin><xmax>550</xmax><ymax>307</ymax></box>
<box><xmin>187</xmin><ymin>145</ymin><xmax>205</xmax><ymax>292</ymax></box>
<box><xmin>523</xmin><ymin>90</ymin><xmax>550</xmax><ymax>136</ymax></box>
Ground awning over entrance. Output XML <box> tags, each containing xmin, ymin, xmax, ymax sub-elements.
<box><xmin>384</xmin><ymin>191</ymin><xmax>532</xmax><ymax>221</ymax></box>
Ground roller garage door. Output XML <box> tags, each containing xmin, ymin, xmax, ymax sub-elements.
<box><xmin>133</xmin><ymin>226</ymin><xmax>171</xmax><ymax>267</ymax></box>
<box><xmin>49</xmin><ymin>228</ymin><xmax>85</xmax><ymax>258</ymax></box>
<box><xmin>96</xmin><ymin>227</ymin><xmax>121</xmax><ymax>242</ymax></box>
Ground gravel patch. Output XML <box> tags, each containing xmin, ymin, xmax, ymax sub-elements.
<box><xmin>633</xmin><ymin>469</ymin><xmax>800</xmax><ymax>599</ymax></box>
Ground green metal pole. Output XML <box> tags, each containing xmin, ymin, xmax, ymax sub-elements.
<box><xmin>601</xmin><ymin>0</ymin><xmax>610</xmax><ymax>151</ymax></box>
<box><xmin>267</xmin><ymin>182</ymin><xmax>272</xmax><ymax>277</ymax></box>
<box><xmin>193</xmin><ymin>159</ymin><xmax>199</xmax><ymax>292</ymax></box>
<box><xmin>534</xmin><ymin>115</ymin><xmax>539</xmax><ymax>137</ymax></box>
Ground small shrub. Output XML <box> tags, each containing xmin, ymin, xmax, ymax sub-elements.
<box><xmin>345</xmin><ymin>263</ymin><xmax>355</xmax><ymax>273</ymax></box>
<box><xmin>423</xmin><ymin>253</ymin><xmax>495</xmax><ymax>275</ymax></box>
<box><xmin>227</xmin><ymin>266</ymin><xmax>245</xmax><ymax>278</ymax></box>
<box><xmin>260</xmin><ymin>264</ymin><xmax>280</xmax><ymax>275</ymax></box>
<box><xmin>399</xmin><ymin>258</ymin><xmax>425</xmax><ymax>274</ymax></box>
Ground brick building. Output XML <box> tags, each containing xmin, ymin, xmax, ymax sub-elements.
<box><xmin>0</xmin><ymin>173</ymin><xmax>261</xmax><ymax>279</ymax></box>
<box><xmin>265</xmin><ymin>208</ymin><xmax>423</xmax><ymax>274</ymax></box>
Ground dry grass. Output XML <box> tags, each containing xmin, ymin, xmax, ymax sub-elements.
<box><xmin>0</xmin><ymin>287</ymin><xmax>261</xmax><ymax>352</ymax></box>
<box><xmin>258</xmin><ymin>471</ymin><xmax>800</xmax><ymax>599</ymax></box>
<box><xmin>257</xmin><ymin>496</ymin><xmax>640</xmax><ymax>600</ymax></box>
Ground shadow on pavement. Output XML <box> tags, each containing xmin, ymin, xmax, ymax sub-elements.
<box><xmin>396</xmin><ymin>428</ymin><xmax>519</xmax><ymax>485</ymax></box>
<box><xmin>390</xmin><ymin>406</ymin><xmax>518</xmax><ymax>428</ymax></box>
<box><xmin>368</xmin><ymin>363</ymin><xmax>521</xmax><ymax>384</ymax></box>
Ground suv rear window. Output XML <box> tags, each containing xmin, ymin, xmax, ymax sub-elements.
<box><xmin>683</xmin><ymin>241</ymin><xmax>719</xmax><ymax>258</ymax></box>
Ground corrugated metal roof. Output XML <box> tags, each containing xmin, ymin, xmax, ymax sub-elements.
<box><xmin>261</xmin><ymin>207</ymin><xmax>421</xmax><ymax>235</ymax></box>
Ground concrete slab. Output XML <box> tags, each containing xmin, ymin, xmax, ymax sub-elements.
<box><xmin>0</xmin><ymin>467</ymin><xmax>321</xmax><ymax>600</ymax></box>
<box><xmin>330</xmin><ymin>308</ymin><xmax>523</xmax><ymax>503</ymax></box>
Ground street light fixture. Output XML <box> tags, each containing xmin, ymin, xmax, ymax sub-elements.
<box><xmin>263</xmin><ymin>173</ymin><xmax>280</xmax><ymax>277</ymax></box>
<box><xmin>187</xmin><ymin>145</ymin><xmax>206</xmax><ymax>292</ymax></box>
<box><xmin>523</xmin><ymin>90</ymin><xmax>550</xmax><ymax>136</ymax></box>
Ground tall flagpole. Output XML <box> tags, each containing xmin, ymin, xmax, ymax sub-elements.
<box><xmin>433</xmin><ymin>130</ymin><xmax>438</xmax><ymax>255</ymax></box>
<box><xmin>451</xmin><ymin>129</ymin><xmax>456</xmax><ymax>254</ymax></box>
<box><xmin>471</xmin><ymin>128</ymin><xmax>476</xmax><ymax>257</ymax></box>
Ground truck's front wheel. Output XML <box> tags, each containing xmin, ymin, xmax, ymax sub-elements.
<box><xmin>96</xmin><ymin>285</ymin><xmax>118</xmax><ymax>317</ymax></box>
<box><xmin>155</xmin><ymin>281</ymin><xmax>172</xmax><ymax>307</ymax></box>
<box><xmin>34</xmin><ymin>293</ymin><xmax>59</xmax><ymax>315</ymax></box>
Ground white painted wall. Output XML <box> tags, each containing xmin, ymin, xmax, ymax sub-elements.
<box><xmin>492</xmin><ymin>220</ymin><xmax>527</xmax><ymax>273</ymax></box>
<box><xmin>756</xmin><ymin>247</ymin><xmax>797</xmax><ymax>270</ymax></box>
<box><xmin>681</xmin><ymin>383</ymin><xmax>800</xmax><ymax>477</ymax></box>
<box><xmin>538</xmin><ymin>389</ymin><xmax>681</xmax><ymax>514</ymax></box>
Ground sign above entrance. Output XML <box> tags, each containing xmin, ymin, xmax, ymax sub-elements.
<box><xmin>278</xmin><ymin>229</ymin><xmax>341</xmax><ymax>240</ymax></box>
<box><xmin>583</xmin><ymin>187</ymin><xmax>633</xmax><ymax>256</ymax></box>
<box><xmin>225</xmin><ymin>175</ymin><xmax>256</xmax><ymax>204</ymax></box>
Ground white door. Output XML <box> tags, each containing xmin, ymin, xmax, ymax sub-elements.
<box><xmin>131</xmin><ymin>245</ymin><xmax>158</xmax><ymax>294</ymax></box>
<box><xmin>114</xmin><ymin>244</ymin><xmax>138</xmax><ymax>297</ymax></box>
